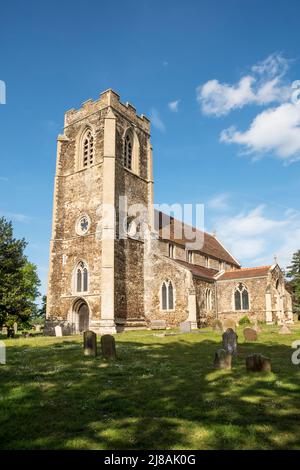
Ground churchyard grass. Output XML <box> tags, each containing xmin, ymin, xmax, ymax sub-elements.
<box><xmin>0</xmin><ymin>324</ymin><xmax>300</xmax><ymax>450</ymax></box>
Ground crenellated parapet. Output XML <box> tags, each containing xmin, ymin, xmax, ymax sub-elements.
<box><xmin>64</xmin><ymin>88</ymin><xmax>150</xmax><ymax>134</ymax></box>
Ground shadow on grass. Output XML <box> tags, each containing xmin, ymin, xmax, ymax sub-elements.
<box><xmin>0</xmin><ymin>333</ymin><xmax>300</xmax><ymax>450</ymax></box>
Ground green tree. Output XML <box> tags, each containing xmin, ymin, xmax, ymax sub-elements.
<box><xmin>0</xmin><ymin>217</ymin><xmax>40</xmax><ymax>335</ymax></box>
<box><xmin>31</xmin><ymin>295</ymin><xmax>47</xmax><ymax>325</ymax></box>
<box><xmin>286</xmin><ymin>250</ymin><xmax>300</xmax><ymax>315</ymax></box>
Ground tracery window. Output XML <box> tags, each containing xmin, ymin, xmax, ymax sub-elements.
<box><xmin>234</xmin><ymin>283</ymin><xmax>249</xmax><ymax>310</ymax></box>
<box><xmin>75</xmin><ymin>261</ymin><xmax>88</xmax><ymax>293</ymax></box>
<box><xmin>161</xmin><ymin>280</ymin><xmax>174</xmax><ymax>310</ymax></box>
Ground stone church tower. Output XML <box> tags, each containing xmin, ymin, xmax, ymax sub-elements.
<box><xmin>46</xmin><ymin>89</ymin><xmax>153</xmax><ymax>333</ymax></box>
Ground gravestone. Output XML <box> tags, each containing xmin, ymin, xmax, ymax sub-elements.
<box><xmin>246</xmin><ymin>353</ymin><xmax>271</xmax><ymax>372</ymax></box>
<box><xmin>63</xmin><ymin>323</ymin><xmax>72</xmax><ymax>336</ymax></box>
<box><xmin>101</xmin><ymin>334</ymin><xmax>117</xmax><ymax>360</ymax></box>
<box><xmin>279</xmin><ymin>324</ymin><xmax>291</xmax><ymax>335</ymax></box>
<box><xmin>222</xmin><ymin>328</ymin><xmax>238</xmax><ymax>355</ymax></box>
<box><xmin>214</xmin><ymin>349</ymin><xmax>232</xmax><ymax>370</ymax></box>
<box><xmin>150</xmin><ymin>320</ymin><xmax>166</xmax><ymax>330</ymax></box>
<box><xmin>54</xmin><ymin>325</ymin><xmax>63</xmax><ymax>337</ymax></box>
<box><xmin>13</xmin><ymin>322</ymin><xmax>18</xmax><ymax>335</ymax></box>
<box><xmin>212</xmin><ymin>319</ymin><xmax>223</xmax><ymax>332</ymax></box>
<box><xmin>223</xmin><ymin>319</ymin><xmax>236</xmax><ymax>331</ymax></box>
<box><xmin>83</xmin><ymin>331</ymin><xmax>97</xmax><ymax>357</ymax></box>
<box><xmin>243</xmin><ymin>327</ymin><xmax>257</xmax><ymax>342</ymax></box>
<box><xmin>180</xmin><ymin>321</ymin><xmax>191</xmax><ymax>333</ymax></box>
<box><xmin>0</xmin><ymin>341</ymin><xmax>6</xmax><ymax>365</ymax></box>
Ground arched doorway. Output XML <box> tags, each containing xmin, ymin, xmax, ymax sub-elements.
<box><xmin>78</xmin><ymin>302</ymin><xmax>89</xmax><ymax>332</ymax></box>
<box><xmin>72</xmin><ymin>298</ymin><xmax>90</xmax><ymax>333</ymax></box>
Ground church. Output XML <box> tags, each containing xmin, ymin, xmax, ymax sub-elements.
<box><xmin>46</xmin><ymin>89</ymin><xmax>293</xmax><ymax>334</ymax></box>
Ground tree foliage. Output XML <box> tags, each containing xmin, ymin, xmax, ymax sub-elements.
<box><xmin>0</xmin><ymin>217</ymin><xmax>40</xmax><ymax>331</ymax></box>
<box><xmin>286</xmin><ymin>250</ymin><xmax>300</xmax><ymax>314</ymax></box>
<box><xmin>31</xmin><ymin>295</ymin><xmax>47</xmax><ymax>325</ymax></box>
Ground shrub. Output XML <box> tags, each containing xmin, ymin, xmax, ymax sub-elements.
<box><xmin>238</xmin><ymin>315</ymin><xmax>251</xmax><ymax>326</ymax></box>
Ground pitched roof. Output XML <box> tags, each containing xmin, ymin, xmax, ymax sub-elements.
<box><xmin>174</xmin><ymin>259</ymin><xmax>219</xmax><ymax>280</ymax></box>
<box><xmin>217</xmin><ymin>266</ymin><xmax>272</xmax><ymax>281</ymax></box>
<box><xmin>154</xmin><ymin>211</ymin><xmax>240</xmax><ymax>267</ymax></box>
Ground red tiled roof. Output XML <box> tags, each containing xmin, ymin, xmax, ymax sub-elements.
<box><xmin>174</xmin><ymin>259</ymin><xmax>219</xmax><ymax>280</ymax></box>
<box><xmin>217</xmin><ymin>266</ymin><xmax>272</xmax><ymax>281</ymax></box>
<box><xmin>155</xmin><ymin>211</ymin><xmax>240</xmax><ymax>267</ymax></box>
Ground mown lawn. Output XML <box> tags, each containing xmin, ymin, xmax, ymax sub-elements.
<box><xmin>0</xmin><ymin>325</ymin><xmax>300</xmax><ymax>450</ymax></box>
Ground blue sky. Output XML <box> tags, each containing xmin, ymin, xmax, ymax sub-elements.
<box><xmin>1</xmin><ymin>0</ymin><xmax>300</xmax><ymax>296</ymax></box>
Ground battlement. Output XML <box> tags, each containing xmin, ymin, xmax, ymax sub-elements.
<box><xmin>64</xmin><ymin>88</ymin><xmax>150</xmax><ymax>133</ymax></box>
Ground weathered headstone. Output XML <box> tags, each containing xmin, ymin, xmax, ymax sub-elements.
<box><xmin>150</xmin><ymin>320</ymin><xmax>166</xmax><ymax>330</ymax></box>
<box><xmin>214</xmin><ymin>349</ymin><xmax>232</xmax><ymax>370</ymax></box>
<box><xmin>222</xmin><ymin>328</ymin><xmax>238</xmax><ymax>355</ymax></box>
<box><xmin>212</xmin><ymin>319</ymin><xmax>223</xmax><ymax>332</ymax></box>
<box><xmin>13</xmin><ymin>322</ymin><xmax>18</xmax><ymax>335</ymax></box>
<box><xmin>180</xmin><ymin>321</ymin><xmax>191</xmax><ymax>333</ymax></box>
<box><xmin>223</xmin><ymin>319</ymin><xmax>236</xmax><ymax>331</ymax></box>
<box><xmin>243</xmin><ymin>327</ymin><xmax>257</xmax><ymax>342</ymax></box>
<box><xmin>62</xmin><ymin>323</ymin><xmax>72</xmax><ymax>336</ymax></box>
<box><xmin>0</xmin><ymin>341</ymin><xmax>6</xmax><ymax>365</ymax></box>
<box><xmin>246</xmin><ymin>353</ymin><xmax>271</xmax><ymax>372</ymax></box>
<box><xmin>279</xmin><ymin>324</ymin><xmax>291</xmax><ymax>335</ymax></box>
<box><xmin>35</xmin><ymin>325</ymin><xmax>41</xmax><ymax>332</ymax></box>
<box><xmin>83</xmin><ymin>330</ymin><xmax>97</xmax><ymax>357</ymax></box>
<box><xmin>54</xmin><ymin>325</ymin><xmax>63</xmax><ymax>337</ymax></box>
<box><xmin>101</xmin><ymin>334</ymin><xmax>117</xmax><ymax>360</ymax></box>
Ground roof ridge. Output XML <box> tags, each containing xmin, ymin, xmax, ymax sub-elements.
<box><xmin>227</xmin><ymin>265</ymin><xmax>271</xmax><ymax>272</ymax></box>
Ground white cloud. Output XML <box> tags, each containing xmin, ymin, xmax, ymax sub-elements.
<box><xmin>207</xmin><ymin>193</ymin><xmax>230</xmax><ymax>210</ymax></box>
<box><xmin>150</xmin><ymin>108</ymin><xmax>165</xmax><ymax>132</ymax></box>
<box><xmin>218</xmin><ymin>205</ymin><xmax>287</xmax><ymax>238</ymax></box>
<box><xmin>0</xmin><ymin>211</ymin><xmax>31</xmax><ymax>223</ymax></box>
<box><xmin>197</xmin><ymin>53</ymin><xmax>300</xmax><ymax>163</ymax></box>
<box><xmin>220</xmin><ymin>101</ymin><xmax>300</xmax><ymax>162</ymax></box>
<box><xmin>251</xmin><ymin>53</ymin><xmax>289</xmax><ymax>77</ymax></box>
<box><xmin>197</xmin><ymin>53</ymin><xmax>290</xmax><ymax>116</ymax></box>
<box><xmin>214</xmin><ymin>204</ymin><xmax>300</xmax><ymax>268</ymax></box>
<box><xmin>168</xmin><ymin>100</ymin><xmax>180</xmax><ymax>112</ymax></box>
<box><xmin>215</xmin><ymin>205</ymin><xmax>288</xmax><ymax>261</ymax></box>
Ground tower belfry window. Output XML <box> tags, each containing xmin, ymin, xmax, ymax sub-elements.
<box><xmin>124</xmin><ymin>133</ymin><xmax>133</xmax><ymax>170</ymax></box>
<box><xmin>83</xmin><ymin>130</ymin><xmax>94</xmax><ymax>167</ymax></box>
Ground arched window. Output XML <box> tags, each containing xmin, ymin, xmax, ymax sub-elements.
<box><xmin>82</xmin><ymin>130</ymin><xmax>94</xmax><ymax>168</ymax></box>
<box><xmin>205</xmin><ymin>288</ymin><xmax>212</xmax><ymax>310</ymax></box>
<box><xmin>234</xmin><ymin>283</ymin><xmax>249</xmax><ymax>310</ymax></box>
<box><xmin>124</xmin><ymin>132</ymin><xmax>133</xmax><ymax>170</ymax></box>
<box><xmin>75</xmin><ymin>261</ymin><xmax>88</xmax><ymax>293</ymax></box>
<box><xmin>161</xmin><ymin>280</ymin><xmax>175</xmax><ymax>310</ymax></box>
